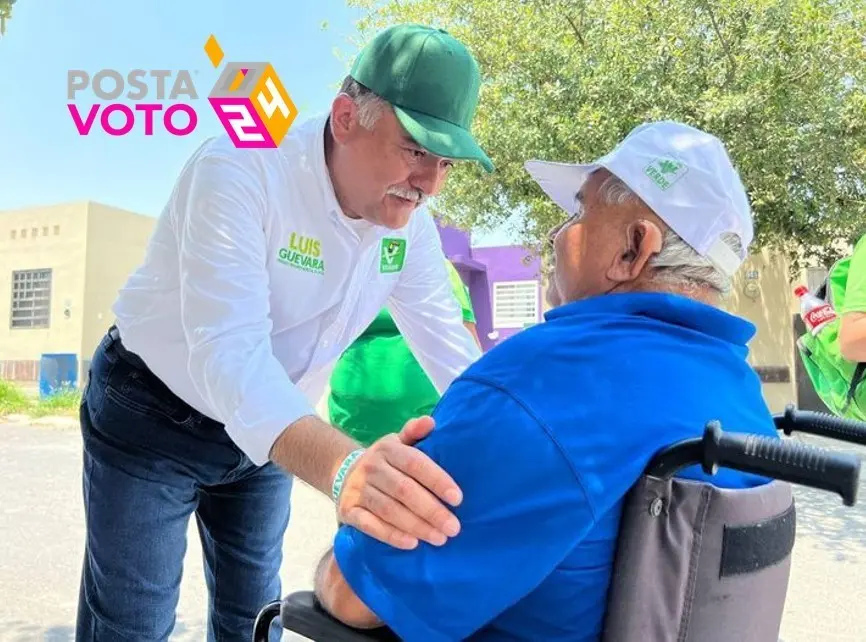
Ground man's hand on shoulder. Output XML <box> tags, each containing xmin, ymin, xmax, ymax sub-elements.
<box><xmin>305</xmin><ymin>416</ymin><xmax>465</xmax><ymax>633</ymax></box>
<box><xmin>336</xmin><ymin>416</ymin><xmax>463</xmax><ymax>550</ymax></box>
<box><xmin>270</xmin><ymin>414</ymin><xmax>463</xmax><ymax>550</ymax></box>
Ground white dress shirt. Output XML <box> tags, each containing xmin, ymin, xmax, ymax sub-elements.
<box><xmin>112</xmin><ymin>114</ymin><xmax>481</xmax><ymax>465</ymax></box>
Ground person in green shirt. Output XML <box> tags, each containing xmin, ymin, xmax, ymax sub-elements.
<box><xmin>329</xmin><ymin>261</ymin><xmax>480</xmax><ymax>446</ymax></box>
<box><xmin>840</xmin><ymin>233</ymin><xmax>866</xmax><ymax>363</ymax></box>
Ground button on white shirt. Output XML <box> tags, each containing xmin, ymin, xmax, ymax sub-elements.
<box><xmin>112</xmin><ymin>114</ymin><xmax>481</xmax><ymax>465</ymax></box>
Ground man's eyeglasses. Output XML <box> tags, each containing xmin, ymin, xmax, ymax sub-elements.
<box><xmin>546</xmin><ymin>198</ymin><xmax>585</xmax><ymax>247</ymax></box>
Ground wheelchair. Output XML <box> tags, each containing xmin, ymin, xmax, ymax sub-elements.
<box><xmin>253</xmin><ymin>406</ymin><xmax>865</xmax><ymax>642</ymax></box>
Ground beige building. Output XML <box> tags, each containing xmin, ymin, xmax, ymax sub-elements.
<box><xmin>0</xmin><ymin>200</ymin><xmax>829</xmax><ymax>413</ymax></box>
<box><xmin>730</xmin><ymin>248</ymin><xmax>841</xmax><ymax>414</ymax></box>
<box><xmin>0</xmin><ymin>201</ymin><xmax>156</xmax><ymax>388</ymax></box>
<box><xmin>723</xmin><ymin>250</ymin><xmax>805</xmax><ymax>413</ymax></box>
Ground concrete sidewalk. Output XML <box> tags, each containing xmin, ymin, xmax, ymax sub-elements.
<box><xmin>0</xmin><ymin>420</ymin><xmax>863</xmax><ymax>641</ymax></box>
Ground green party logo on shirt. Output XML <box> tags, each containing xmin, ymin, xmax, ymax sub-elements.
<box><xmin>380</xmin><ymin>238</ymin><xmax>407</xmax><ymax>273</ymax></box>
<box><xmin>278</xmin><ymin>232</ymin><xmax>325</xmax><ymax>275</ymax></box>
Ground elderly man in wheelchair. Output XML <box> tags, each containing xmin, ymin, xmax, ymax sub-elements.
<box><xmin>255</xmin><ymin>122</ymin><xmax>863</xmax><ymax>642</ymax></box>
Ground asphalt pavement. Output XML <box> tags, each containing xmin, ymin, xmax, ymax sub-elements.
<box><xmin>0</xmin><ymin>422</ymin><xmax>863</xmax><ymax>641</ymax></box>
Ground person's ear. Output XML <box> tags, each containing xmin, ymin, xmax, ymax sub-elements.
<box><xmin>606</xmin><ymin>220</ymin><xmax>663</xmax><ymax>284</ymax></box>
<box><xmin>329</xmin><ymin>93</ymin><xmax>358</xmax><ymax>144</ymax></box>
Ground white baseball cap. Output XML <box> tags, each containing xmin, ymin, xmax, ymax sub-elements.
<box><xmin>524</xmin><ymin>121</ymin><xmax>753</xmax><ymax>277</ymax></box>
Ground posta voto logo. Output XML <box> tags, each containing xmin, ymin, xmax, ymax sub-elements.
<box><xmin>66</xmin><ymin>35</ymin><xmax>298</xmax><ymax>148</ymax></box>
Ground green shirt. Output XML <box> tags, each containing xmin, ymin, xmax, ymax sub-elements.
<box><xmin>328</xmin><ymin>262</ymin><xmax>475</xmax><ymax>446</ymax></box>
<box><xmin>843</xmin><ymin>235</ymin><xmax>866</xmax><ymax>314</ymax></box>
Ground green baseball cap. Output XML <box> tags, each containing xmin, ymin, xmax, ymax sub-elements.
<box><xmin>349</xmin><ymin>23</ymin><xmax>494</xmax><ymax>173</ymax></box>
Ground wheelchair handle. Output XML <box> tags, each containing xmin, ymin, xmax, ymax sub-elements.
<box><xmin>702</xmin><ymin>421</ymin><xmax>861</xmax><ymax>507</ymax></box>
<box><xmin>774</xmin><ymin>404</ymin><xmax>866</xmax><ymax>446</ymax></box>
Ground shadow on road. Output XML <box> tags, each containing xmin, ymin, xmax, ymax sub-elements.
<box><xmin>0</xmin><ymin>619</ymin><xmax>213</xmax><ymax>641</ymax></box>
<box><xmin>790</xmin><ymin>434</ymin><xmax>866</xmax><ymax>560</ymax></box>
<box><xmin>793</xmin><ymin>483</ymin><xmax>866</xmax><ymax>558</ymax></box>
<box><xmin>2</xmin><ymin>622</ymin><xmax>74</xmax><ymax>642</ymax></box>
<box><xmin>169</xmin><ymin>619</ymin><xmax>208</xmax><ymax>640</ymax></box>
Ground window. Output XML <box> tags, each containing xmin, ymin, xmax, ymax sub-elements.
<box><xmin>10</xmin><ymin>269</ymin><xmax>52</xmax><ymax>329</ymax></box>
<box><xmin>493</xmin><ymin>280</ymin><xmax>539</xmax><ymax>329</ymax></box>
<box><xmin>9</xmin><ymin>230</ymin><xmax>16</xmax><ymax>240</ymax></box>
<box><xmin>42</xmin><ymin>226</ymin><xmax>49</xmax><ymax>237</ymax></box>
<box><xmin>31</xmin><ymin>227</ymin><xmax>38</xmax><ymax>238</ymax></box>
<box><xmin>54</xmin><ymin>225</ymin><xmax>60</xmax><ymax>235</ymax></box>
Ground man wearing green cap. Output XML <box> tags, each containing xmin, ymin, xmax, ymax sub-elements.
<box><xmin>75</xmin><ymin>23</ymin><xmax>492</xmax><ymax>641</ymax></box>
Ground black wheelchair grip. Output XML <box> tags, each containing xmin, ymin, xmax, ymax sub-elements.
<box><xmin>702</xmin><ymin>421</ymin><xmax>861</xmax><ymax>506</ymax></box>
<box><xmin>777</xmin><ymin>404</ymin><xmax>866</xmax><ymax>446</ymax></box>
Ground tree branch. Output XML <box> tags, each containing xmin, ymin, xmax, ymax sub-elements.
<box><xmin>565</xmin><ymin>14</ymin><xmax>585</xmax><ymax>47</ymax></box>
<box><xmin>701</xmin><ymin>1</ymin><xmax>737</xmax><ymax>85</ymax></box>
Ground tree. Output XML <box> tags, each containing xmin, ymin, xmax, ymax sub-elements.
<box><xmin>348</xmin><ymin>0</ymin><xmax>866</xmax><ymax>269</ymax></box>
<box><xmin>0</xmin><ymin>0</ymin><xmax>17</xmax><ymax>37</ymax></box>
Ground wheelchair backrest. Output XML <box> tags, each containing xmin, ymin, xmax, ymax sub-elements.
<box><xmin>601</xmin><ymin>475</ymin><xmax>794</xmax><ymax>642</ymax></box>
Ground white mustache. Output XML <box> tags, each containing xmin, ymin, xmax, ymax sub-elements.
<box><xmin>387</xmin><ymin>186</ymin><xmax>427</xmax><ymax>206</ymax></box>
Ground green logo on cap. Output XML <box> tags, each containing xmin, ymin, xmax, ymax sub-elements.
<box><xmin>645</xmin><ymin>157</ymin><xmax>688</xmax><ymax>191</ymax></box>
<box><xmin>380</xmin><ymin>238</ymin><xmax>407</xmax><ymax>273</ymax></box>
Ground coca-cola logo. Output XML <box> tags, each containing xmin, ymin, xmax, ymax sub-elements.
<box><xmin>805</xmin><ymin>305</ymin><xmax>836</xmax><ymax>327</ymax></box>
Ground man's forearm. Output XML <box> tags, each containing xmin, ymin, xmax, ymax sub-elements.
<box><xmin>314</xmin><ymin>547</ymin><xmax>383</xmax><ymax>629</ymax></box>
<box><xmin>269</xmin><ymin>415</ymin><xmax>360</xmax><ymax>497</ymax></box>
<box><xmin>840</xmin><ymin>313</ymin><xmax>866</xmax><ymax>363</ymax></box>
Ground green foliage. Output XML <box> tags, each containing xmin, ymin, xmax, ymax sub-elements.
<box><xmin>348</xmin><ymin>0</ymin><xmax>866</xmax><ymax>270</ymax></box>
<box><xmin>0</xmin><ymin>379</ymin><xmax>30</xmax><ymax>415</ymax></box>
<box><xmin>0</xmin><ymin>379</ymin><xmax>81</xmax><ymax>418</ymax></box>
<box><xmin>31</xmin><ymin>385</ymin><xmax>82</xmax><ymax>418</ymax></box>
<box><xmin>0</xmin><ymin>0</ymin><xmax>17</xmax><ymax>36</ymax></box>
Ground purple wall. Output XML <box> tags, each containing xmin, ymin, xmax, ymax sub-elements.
<box><xmin>435</xmin><ymin>218</ymin><xmax>543</xmax><ymax>352</ymax></box>
<box><xmin>437</xmin><ymin>220</ymin><xmax>471</xmax><ymax>258</ymax></box>
<box><xmin>471</xmin><ymin>246</ymin><xmax>542</xmax><ymax>350</ymax></box>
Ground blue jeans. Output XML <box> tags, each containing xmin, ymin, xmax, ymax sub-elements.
<box><xmin>76</xmin><ymin>328</ymin><xmax>292</xmax><ymax>641</ymax></box>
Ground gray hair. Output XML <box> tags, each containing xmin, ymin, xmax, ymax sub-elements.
<box><xmin>338</xmin><ymin>76</ymin><xmax>390</xmax><ymax>130</ymax></box>
<box><xmin>597</xmin><ymin>173</ymin><xmax>742</xmax><ymax>296</ymax></box>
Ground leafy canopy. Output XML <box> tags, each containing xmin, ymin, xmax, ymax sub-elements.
<box><xmin>347</xmin><ymin>0</ymin><xmax>866</xmax><ymax>267</ymax></box>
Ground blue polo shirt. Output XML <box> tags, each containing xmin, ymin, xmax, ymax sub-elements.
<box><xmin>334</xmin><ymin>292</ymin><xmax>777</xmax><ymax>642</ymax></box>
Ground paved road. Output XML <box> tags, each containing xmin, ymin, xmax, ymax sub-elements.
<box><xmin>0</xmin><ymin>422</ymin><xmax>863</xmax><ymax>641</ymax></box>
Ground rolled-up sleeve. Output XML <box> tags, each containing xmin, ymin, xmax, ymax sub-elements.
<box><xmin>387</xmin><ymin>212</ymin><xmax>482</xmax><ymax>394</ymax></box>
<box><xmin>174</xmin><ymin>149</ymin><xmax>316</xmax><ymax>465</ymax></box>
